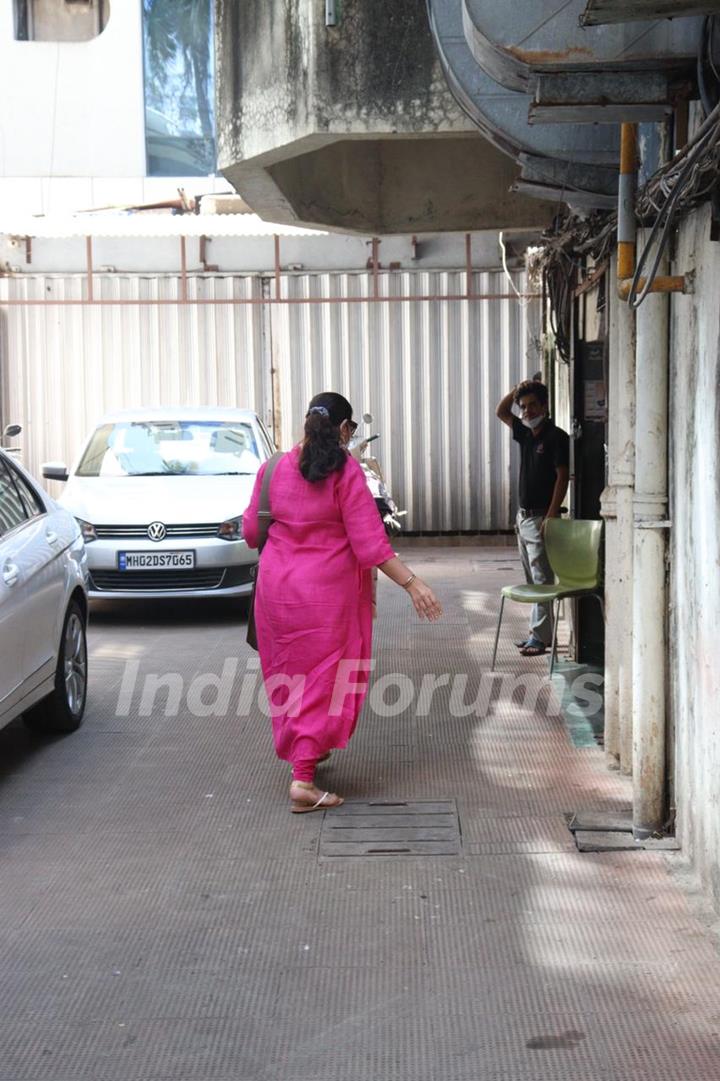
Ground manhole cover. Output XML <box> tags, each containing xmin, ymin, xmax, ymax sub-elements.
<box><xmin>319</xmin><ymin>800</ymin><xmax>461</xmax><ymax>858</ymax></box>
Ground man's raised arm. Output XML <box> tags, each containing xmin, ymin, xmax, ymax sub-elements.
<box><xmin>496</xmin><ymin>386</ymin><xmax>517</xmax><ymax>429</ymax></box>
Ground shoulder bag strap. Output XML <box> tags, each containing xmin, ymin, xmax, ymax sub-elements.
<box><xmin>256</xmin><ymin>451</ymin><xmax>283</xmax><ymax>553</ymax></box>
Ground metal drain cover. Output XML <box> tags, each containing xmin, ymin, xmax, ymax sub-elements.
<box><xmin>319</xmin><ymin>800</ymin><xmax>461</xmax><ymax>858</ymax></box>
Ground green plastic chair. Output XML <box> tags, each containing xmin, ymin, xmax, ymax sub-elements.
<box><xmin>491</xmin><ymin>518</ymin><xmax>604</xmax><ymax>675</ymax></box>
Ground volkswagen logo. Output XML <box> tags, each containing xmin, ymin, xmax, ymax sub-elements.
<box><xmin>147</xmin><ymin>521</ymin><xmax>167</xmax><ymax>542</ymax></box>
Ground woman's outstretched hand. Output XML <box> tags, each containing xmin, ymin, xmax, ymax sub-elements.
<box><xmin>376</xmin><ymin>557</ymin><xmax>442</xmax><ymax>620</ymax></box>
<box><xmin>407</xmin><ymin>578</ymin><xmax>442</xmax><ymax>621</ymax></box>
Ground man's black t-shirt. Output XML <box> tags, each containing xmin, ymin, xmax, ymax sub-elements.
<box><xmin>512</xmin><ymin>416</ymin><xmax>570</xmax><ymax>511</ymax></box>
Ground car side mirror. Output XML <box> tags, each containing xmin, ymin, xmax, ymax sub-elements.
<box><xmin>3</xmin><ymin>424</ymin><xmax>22</xmax><ymax>439</ymax></box>
<box><xmin>42</xmin><ymin>462</ymin><xmax>69</xmax><ymax>482</ymax></box>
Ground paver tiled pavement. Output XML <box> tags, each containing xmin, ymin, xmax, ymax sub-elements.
<box><xmin>2</xmin><ymin>546</ymin><xmax>720</xmax><ymax>1080</ymax></box>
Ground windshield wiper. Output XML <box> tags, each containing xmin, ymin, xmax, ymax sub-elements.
<box><xmin>127</xmin><ymin>470</ymin><xmax>258</xmax><ymax>477</ymax></box>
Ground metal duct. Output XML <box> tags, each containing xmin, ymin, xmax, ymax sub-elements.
<box><xmin>427</xmin><ymin>0</ymin><xmax>620</xmax><ymax>205</ymax></box>
<box><xmin>462</xmin><ymin>0</ymin><xmax>701</xmax><ymax>92</ymax></box>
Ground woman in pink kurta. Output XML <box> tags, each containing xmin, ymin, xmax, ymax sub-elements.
<box><xmin>242</xmin><ymin>392</ymin><xmax>442</xmax><ymax>813</ymax></box>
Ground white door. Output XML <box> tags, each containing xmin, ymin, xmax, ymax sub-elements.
<box><xmin>4</xmin><ymin>461</ymin><xmax>66</xmax><ymax>688</ymax></box>
<box><xmin>0</xmin><ymin>458</ymin><xmax>32</xmax><ymax>713</ymax></box>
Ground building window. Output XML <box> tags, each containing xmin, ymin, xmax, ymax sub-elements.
<box><xmin>142</xmin><ymin>0</ymin><xmax>216</xmax><ymax>178</ymax></box>
<box><xmin>14</xmin><ymin>0</ymin><xmax>109</xmax><ymax>42</ymax></box>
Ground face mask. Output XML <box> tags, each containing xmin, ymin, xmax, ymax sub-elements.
<box><xmin>522</xmin><ymin>414</ymin><xmax>546</xmax><ymax>430</ymax></box>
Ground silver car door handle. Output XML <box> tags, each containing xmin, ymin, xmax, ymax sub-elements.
<box><xmin>46</xmin><ymin>530</ymin><xmax>59</xmax><ymax>544</ymax></box>
<box><xmin>2</xmin><ymin>563</ymin><xmax>19</xmax><ymax>586</ymax></box>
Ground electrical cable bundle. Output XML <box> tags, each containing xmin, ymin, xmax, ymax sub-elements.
<box><xmin>543</xmin><ymin>250</ymin><xmax>574</xmax><ymax>363</ymax></box>
<box><xmin>539</xmin><ymin>211</ymin><xmax>616</xmax><ymax>361</ymax></box>
<box><xmin>537</xmin><ymin>18</ymin><xmax>720</xmax><ymax>329</ymax></box>
<box><xmin>629</xmin><ymin>16</ymin><xmax>720</xmax><ymax>307</ymax></box>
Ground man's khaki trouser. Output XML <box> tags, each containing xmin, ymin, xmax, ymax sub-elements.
<box><xmin>516</xmin><ymin>510</ymin><xmax>554</xmax><ymax>646</ymax></box>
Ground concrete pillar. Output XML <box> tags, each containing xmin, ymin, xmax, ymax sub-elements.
<box><xmin>601</xmin><ymin>266</ymin><xmax>636</xmax><ymax>772</ymax></box>
<box><xmin>631</xmin><ymin>235</ymin><xmax>669</xmax><ymax>838</ymax></box>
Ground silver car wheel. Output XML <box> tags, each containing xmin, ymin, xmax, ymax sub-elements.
<box><xmin>63</xmin><ymin>612</ymin><xmax>87</xmax><ymax>717</ymax></box>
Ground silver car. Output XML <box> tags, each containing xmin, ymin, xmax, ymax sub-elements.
<box><xmin>44</xmin><ymin>408</ymin><xmax>274</xmax><ymax>600</ymax></box>
<box><xmin>0</xmin><ymin>445</ymin><xmax>89</xmax><ymax>734</ymax></box>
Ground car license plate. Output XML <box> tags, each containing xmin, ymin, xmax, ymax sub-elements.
<box><xmin>118</xmin><ymin>551</ymin><xmax>196</xmax><ymax>570</ymax></box>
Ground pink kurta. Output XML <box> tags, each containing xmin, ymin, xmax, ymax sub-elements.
<box><xmin>242</xmin><ymin>446</ymin><xmax>395</xmax><ymax>769</ymax></box>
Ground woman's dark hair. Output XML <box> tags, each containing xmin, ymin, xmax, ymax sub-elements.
<box><xmin>299</xmin><ymin>392</ymin><xmax>354</xmax><ymax>482</ymax></box>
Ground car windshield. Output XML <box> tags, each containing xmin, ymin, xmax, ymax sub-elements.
<box><xmin>76</xmin><ymin>420</ymin><xmax>263</xmax><ymax>478</ymax></box>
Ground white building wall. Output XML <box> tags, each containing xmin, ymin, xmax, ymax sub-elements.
<box><xmin>669</xmin><ymin>202</ymin><xmax>720</xmax><ymax>907</ymax></box>
<box><xmin>0</xmin><ymin>1</ymin><xmax>223</xmax><ymax>217</ymax></box>
<box><xmin>0</xmin><ymin>1</ymin><xmax>144</xmax><ymax>179</ymax></box>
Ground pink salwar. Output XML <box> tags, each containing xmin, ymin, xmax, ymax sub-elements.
<box><xmin>242</xmin><ymin>446</ymin><xmax>395</xmax><ymax>780</ymax></box>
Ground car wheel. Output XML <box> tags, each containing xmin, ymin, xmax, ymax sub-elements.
<box><xmin>24</xmin><ymin>601</ymin><xmax>88</xmax><ymax>734</ymax></box>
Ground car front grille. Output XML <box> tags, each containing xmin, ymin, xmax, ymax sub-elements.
<box><xmin>94</xmin><ymin>523</ymin><xmax>221</xmax><ymax>539</ymax></box>
<box><xmin>90</xmin><ymin>569</ymin><xmax>227</xmax><ymax>592</ymax></box>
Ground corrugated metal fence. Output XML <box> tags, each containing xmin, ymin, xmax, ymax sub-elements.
<box><xmin>0</xmin><ymin>271</ymin><xmax>537</xmax><ymax>531</ymax></box>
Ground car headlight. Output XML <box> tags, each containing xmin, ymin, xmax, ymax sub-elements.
<box><xmin>75</xmin><ymin>517</ymin><xmax>97</xmax><ymax>543</ymax></box>
<box><xmin>217</xmin><ymin>515</ymin><xmax>243</xmax><ymax>541</ymax></box>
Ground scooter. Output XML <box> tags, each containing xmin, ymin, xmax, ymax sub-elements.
<box><xmin>350</xmin><ymin>413</ymin><xmax>406</xmax><ymax>535</ymax></box>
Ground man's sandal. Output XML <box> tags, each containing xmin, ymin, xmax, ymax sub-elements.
<box><xmin>520</xmin><ymin>643</ymin><xmax>547</xmax><ymax>656</ymax></box>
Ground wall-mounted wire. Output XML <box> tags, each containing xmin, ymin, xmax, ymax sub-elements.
<box><xmin>698</xmin><ymin>15</ymin><xmax>720</xmax><ymax>119</ymax></box>
<box><xmin>498</xmin><ymin>231</ymin><xmax>530</xmax><ymax>309</ymax></box>
<box><xmin>629</xmin><ymin>97</ymin><xmax>720</xmax><ymax>307</ymax></box>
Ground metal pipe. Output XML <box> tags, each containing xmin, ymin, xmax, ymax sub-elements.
<box><xmin>632</xmin><ymin>230</ymin><xmax>669</xmax><ymax>838</ymax></box>
<box><xmin>601</xmin><ymin>264</ymin><xmax>636</xmax><ymax>770</ymax></box>
<box><xmin>465</xmin><ymin>233</ymin><xmax>472</xmax><ymax>296</ymax></box>
<box><xmin>616</xmin><ymin>483</ymin><xmax>635</xmax><ymax>775</ymax></box>
<box><xmin>617</xmin><ymin>120</ymin><xmax>686</xmax><ymax>300</ymax></box>
<box><xmin>179</xmin><ymin>237</ymin><xmax>188</xmax><ymax>302</ymax></box>
<box><xmin>85</xmin><ymin>237</ymin><xmax>94</xmax><ymax>302</ymax></box>
<box><xmin>617</xmin><ymin>275</ymin><xmax>687</xmax><ymax>300</ymax></box>
<box><xmin>616</xmin><ymin>266</ymin><xmax>638</xmax><ymax>775</ymax></box>
<box><xmin>604</xmin><ymin>144</ymin><xmax>640</xmax><ymax>772</ymax></box>
<box><xmin>371</xmin><ymin>237</ymin><xmax>380</xmax><ymax>298</ymax></box>
<box><xmin>274</xmin><ymin>234</ymin><xmax>281</xmax><ymax>300</ymax></box>
<box><xmin>199</xmin><ymin>236</ymin><xmax>218</xmax><ymax>273</ymax></box>
<box><xmin>618</xmin><ymin>123</ymin><xmax>637</xmax><ymax>284</ymax></box>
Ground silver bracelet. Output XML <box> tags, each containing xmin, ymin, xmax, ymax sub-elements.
<box><xmin>401</xmin><ymin>573</ymin><xmax>416</xmax><ymax>589</ymax></box>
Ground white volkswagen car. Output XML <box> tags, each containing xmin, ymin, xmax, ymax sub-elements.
<box><xmin>0</xmin><ymin>446</ymin><xmax>89</xmax><ymax>734</ymax></box>
<box><xmin>43</xmin><ymin>408</ymin><xmax>274</xmax><ymax>600</ymax></box>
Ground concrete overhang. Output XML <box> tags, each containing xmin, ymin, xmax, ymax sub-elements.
<box><xmin>215</xmin><ymin>0</ymin><xmax>556</xmax><ymax>234</ymax></box>
<box><xmin>221</xmin><ymin>133</ymin><xmax>557</xmax><ymax>235</ymax></box>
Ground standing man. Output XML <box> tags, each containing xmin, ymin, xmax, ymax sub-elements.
<box><xmin>496</xmin><ymin>380</ymin><xmax>570</xmax><ymax>656</ymax></box>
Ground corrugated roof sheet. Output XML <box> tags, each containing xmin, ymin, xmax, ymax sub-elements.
<box><xmin>0</xmin><ymin>212</ymin><xmax>327</xmax><ymax>240</ymax></box>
